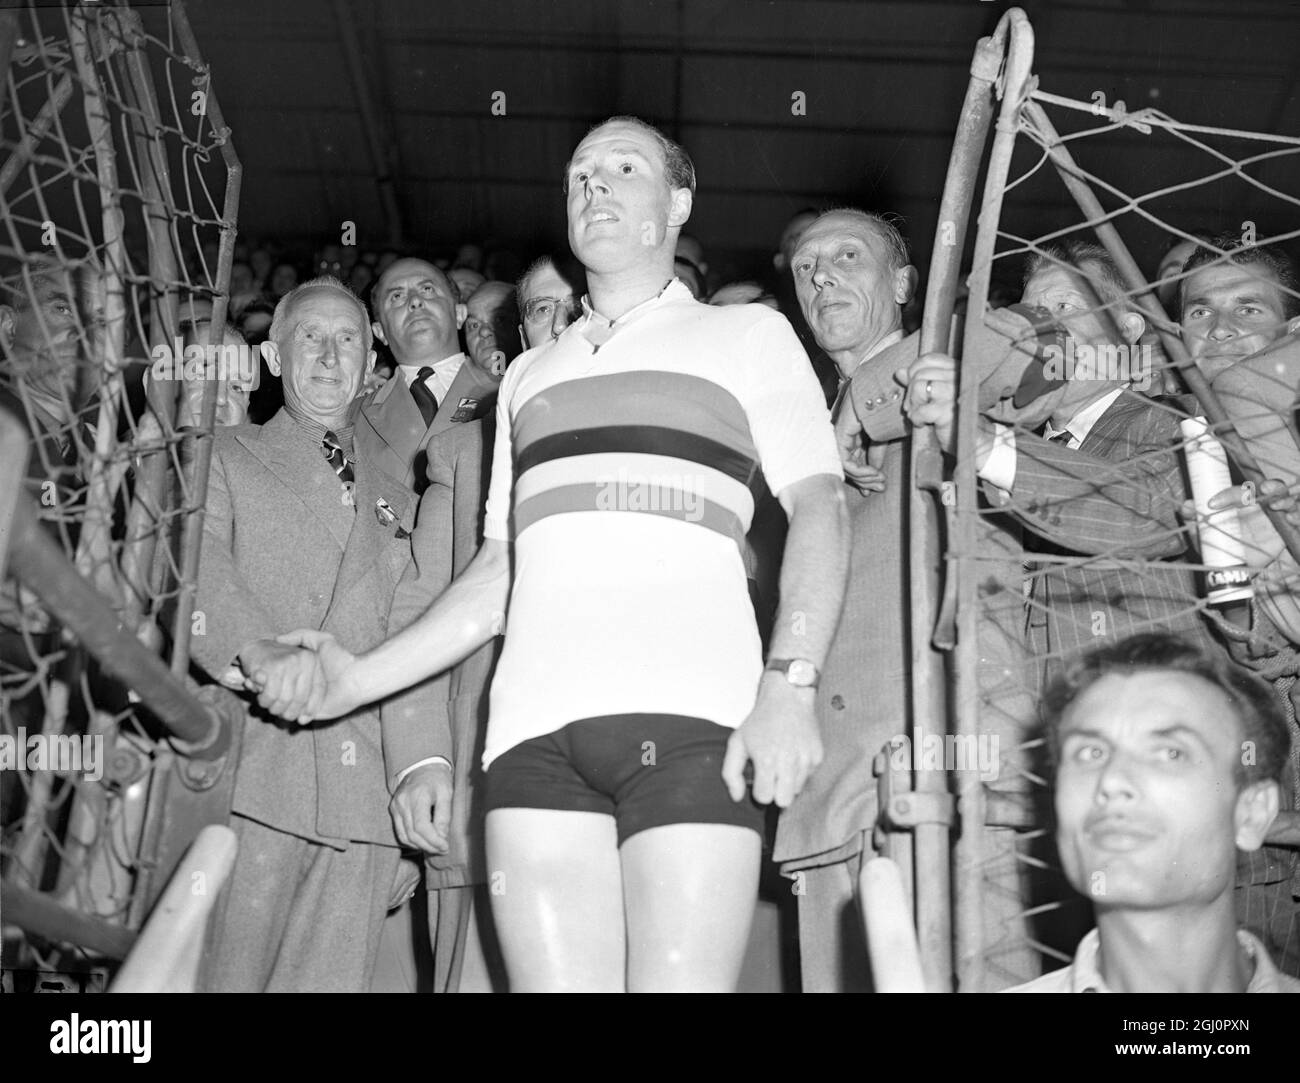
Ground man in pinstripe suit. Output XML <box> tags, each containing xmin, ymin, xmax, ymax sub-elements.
<box><xmin>909</xmin><ymin>241</ymin><xmax>1221</xmax><ymax>691</ymax></box>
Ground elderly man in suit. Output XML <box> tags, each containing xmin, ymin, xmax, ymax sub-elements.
<box><xmin>354</xmin><ymin>258</ymin><xmax>500</xmax><ymax>494</ymax></box>
<box><xmin>191</xmin><ymin>275</ymin><xmax>418</xmax><ymax>992</ymax></box>
<box><xmin>779</xmin><ymin>209</ymin><xmax>1054</xmax><ymax>991</ymax></box>
<box><xmin>770</xmin><ymin>209</ymin><xmax>918</xmax><ymax>991</ymax></box>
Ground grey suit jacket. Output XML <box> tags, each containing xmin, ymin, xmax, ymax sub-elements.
<box><xmin>190</xmin><ymin>409</ymin><xmax>415</xmax><ymax>849</ymax></box>
<box><xmin>774</xmin><ymin>356</ymin><xmax>911</xmax><ymax>869</ymax></box>
<box><xmin>381</xmin><ymin>416</ymin><xmax>499</xmax><ymax>887</ymax></box>
<box><xmin>353</xmin><ymin>360</ymin><xmax>500</xmax><ymax>492</ymax></box>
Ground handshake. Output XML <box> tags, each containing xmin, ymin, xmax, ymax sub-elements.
<box><xmin>221</xmin><ymin>630</ymin><xmax>359</xmax><ymax>724</ymax></box>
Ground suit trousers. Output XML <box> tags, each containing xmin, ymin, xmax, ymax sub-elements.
<box><xmin>201</xmin><ymin>813</ymin><xmax>399</xmax><ymax>992</ymax></box>
<box><xmin>794</xmin><ymin>833</ymin><xmax>875</xmax><ymax>992</ymax></box>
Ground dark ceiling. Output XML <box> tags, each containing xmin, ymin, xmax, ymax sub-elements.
<box><xmin>181</xmin><ymin>0</ymin><xmax>1300</xmax><ymax>280</ymax></box>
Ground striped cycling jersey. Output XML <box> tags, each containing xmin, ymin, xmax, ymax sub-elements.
<box><xmin>481</xmin><ymin>278</ymin><xmax>841</xmax><ymax>766</ymax></box>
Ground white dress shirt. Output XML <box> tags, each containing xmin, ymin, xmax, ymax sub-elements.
<box><xmin>979</xmin><ymin>386</ymin><xmax>1126</xmax><ymax>491</ymax></box>
<box><xmin>398</xmin><ymin>352</ymin><xmax>466</xmax><ymax>406</ymax></box>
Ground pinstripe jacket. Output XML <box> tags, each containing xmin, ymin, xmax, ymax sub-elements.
<box><xmin>988</xmin><ymin>390</ymin><xmax>1221</xmax><ymax>685</ymax></box>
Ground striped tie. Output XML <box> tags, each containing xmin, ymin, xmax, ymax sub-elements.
<box><xmin>410</xmin><ymin>366</ymin><xmax>438</xmax><ymax>428</ymax></box>
<box><xmin>322</xmin><ymin>429</ymin><xmax>354</xmax><ymax>485</ymax></box>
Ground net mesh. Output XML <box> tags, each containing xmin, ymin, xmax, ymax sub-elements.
<box><xmin>0</xmin><ymin>0</ymin><xmax>236</xmax><ymax>989</ymax></box>
<box><xmin>944</xmin><ymin>71</ymin><xmax>1300</xmax><ymax>990</ymax></box>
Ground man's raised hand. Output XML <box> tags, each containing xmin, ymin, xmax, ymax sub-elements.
<box><xmin>897</xmin><ymin>352</ymin><xmax>958</xmax><ymax>450</ymax></box>
<box><xmin>833</xmin><ymin>395</ymin><xmax>887</xmax><ymax>495</ymax></box>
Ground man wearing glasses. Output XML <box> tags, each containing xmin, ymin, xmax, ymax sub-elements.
<box><xmin>516</xmin><ymin>254</ymin><xmax>586</xmax><ymax>350</ymax></box>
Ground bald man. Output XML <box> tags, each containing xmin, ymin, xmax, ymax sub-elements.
<box><xmin>354</xmin><ymin>258</ymin><xmax>500</xmax><ymax>494</ymax></box>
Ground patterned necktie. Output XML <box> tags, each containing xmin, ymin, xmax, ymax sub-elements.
<box><xmin>410</xmin><ymin>366</ymin><xmax>438</xmax><ymax>428</ymax></box>
<box><xmin>322</xmin><ymin>429</ymin><xmax>354</xmax><ymax>485</ymax></box>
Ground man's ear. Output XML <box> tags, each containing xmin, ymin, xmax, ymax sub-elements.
<box><xmin>1120</xmin><ymin>311</ymin><xmax>1146</xmax><ymax>345</ymax></box>
<box><xmin>668</xmin><ymin>188</ymin><xmax>693</xmax><ymax>231</ymax></box>
<box><xmin>370</xmin><ymin>319</ymin><xmax>387</xmax><ymax>347</ymax></box>
<box><xmin>0</xmin><ymin>304</ymin><xmax>15</xmax><ymax>346</ymax></box>
<box><xmin>517</xmin><ymin>323</ymin><xmax>526</xmax><ymax>351</ymax></box>
<box><xmin>364</xmin><ymin>347</ymin><xmax>376</xmax><ymax>375</ymax></box>
<box><xmin>455</xmin><ymin>303</ymin><xmax>467</xmax><ymax>331</ymax></box>
<box><xmin>261</xmin><ymin>338</ymin><xmax>282</xmax><ymax>378</ymax></box>
<box><xmin>1234</xmin><ymin>779</ymin><xmax>1280</xmax><ymax>852</ymax></box>
<box><xmin>1286</xmin><ymin>314</ymin><xmax>1300</xmax><ymax>336</ymax></box>
<box><xmin>773</xmin><ymin>252</ymin><xmax>787</xmax><ymax>275</ymax></box>
<box><xmin>894</xmin><ymin>265</ymin><xmax>919</xmax><ymax>307</ymax></box>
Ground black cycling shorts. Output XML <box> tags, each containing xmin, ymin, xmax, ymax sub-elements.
<box><xmin>484</xmin><ymin>714</ymin><xmax>765</xmax><ymax>844</ymax></box>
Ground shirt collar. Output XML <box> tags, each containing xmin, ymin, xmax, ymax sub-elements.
<box><xmin>285</xmin><ymin>408</ymin><xmax>355</xmax><ymax>459</ymax></box>
<box><xmin>1045</xmin><ymin>386</ymin><xmax>1124</xmax><ymax>447</ymax></box>
<box><xmin>399</xmin><ymin>352</ymin><xmax>464</xmax><ymax>384</ymax></box>
<box><xmin>838</xmin><ymin>328</ymin><xmax>907</xmax><ymax>391</ymax></box>
<box><xmin>578</xmin><ymin>278</ymin><xmax>689</xmax><ymax>339</ymax></box>
<box><xmin>1068</xmin><ymin>927</ymin><xmax>1286</xmax><ymax>993</ymax></box>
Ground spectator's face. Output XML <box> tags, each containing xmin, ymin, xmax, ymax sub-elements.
<box><xmin>1053</xmin><ymin>670</ymin><xmax>1267</xmax><ymax>912</ymax></box>
<box><xmin>792</xmin><ymin>214</ymin><xmax>909</xmax><ymax>356</ymax></box>
<box><xmin>454</xmin><ymin>244</ymin><xmax>484</xmax><ymax>272</ymax></box>
<box><xmin>230</xmin><ymin>262</ymin><xmax>254</xmax><ymax>295</ymax></box>
<box><xmin>1155</xmin><ymin>239</ymin><xmax>1199</xmax><ymax>310</ymax></box>
<box><xmin>348</xmin><ymin>263</ymin><xmax>374</xmax><ymax>295</ymax></box>
<box><xmin>316</xmin><ymin>244</ymin><xmax>343</xmax><ymax>279</ymax></box>
<box><xmin>565</xmin><ymin>121</ymin><xmax>690</xmax><ymax>273</ymax></box>
<box><xmin>1180</xmin><ymin>261</ymin><xmax>1299</xmax><ymax>380</ymax></box>
<box><xmin>463</xmin><ymin>282</ymin><xmax>516</xmax><ymax>377</ymax></box>
<box><xmin>448</xmin><ymin>267</ymin><xmax>485</xmax><ymax>304</ymax></box>
<box><xmin>372</xmin><ymin>259</ymin><xmax>462</xmax><ymax>364</ymax></box>
<box><xmin>519</xmin><ymin>263</ymin><xmax>579</xmax><ymax>349</ymax></box>
<box><xmin>250</xmin><ymin>249</ymin><xmax>272</xmax><ymax>280</ymax></box>
<box><xmin>1022</xmin><ymin>263</ymin><xmax>1132</xmax><ymax>354</ymax></box>
<box><xmin>0</xmin><ymin>270</ymin><xmax>81</xmax><ymax>394</ymax></box>
<box><xmin>239</xmin><ymin>309</ymin><xmax>272</xmax><ymax>343</ymax></box>
<box><xmin>179</xmin><ymin>324</ymin><xmax>260</xmax><ymax>428</ymax></box>
<box><xmin>270</xmin><ymin>263</ymin><xmax>298</xmax><ymax>298</ymax></box>
<box><xmin>776</xmin><ymin>211</ymin><xmax>817</xmax><ymax>274</ymax></box>
<box><xmin>267</xmin><ymin>288</ymin><xmax>374</xmax><ymax>425</ymax></box>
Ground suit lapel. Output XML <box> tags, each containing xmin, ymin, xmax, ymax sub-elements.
<box><xmin>360</xmin><ymin>374</ymin><xmax>427</xmax><ymax>461</ymax></box>
<box><xmin>236</xmin><ymin>411</ymin><xmax>352</xmax><ymax>552</ymax></box>
<box><xmin>328</xmin><ymin>461</ymin><xmax>414</xmax><ymax>613</ymax></box>
<box><xmin>1077</xmin><ymin>392</ymin><xmax>1142</xmax><ymax>458</ymax></box>
<box><xmin>427</xmin><ymin>362</ymin><xmax>499</xmax><ymax>437</ymax></box>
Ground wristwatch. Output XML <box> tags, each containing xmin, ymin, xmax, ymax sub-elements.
<box><xmin>765</xmin><ymin>657</ymin><xmax>821</xmax><ymax>689</ymax></box>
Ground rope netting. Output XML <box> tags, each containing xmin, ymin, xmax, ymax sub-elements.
<box><xmin>946</xmin><ymin>76</ymin><xmax>1300</xmax><ymax>989</ymax></box>
<box><xmin>0</xmin><ymin>0</ymin><xmax>236</xmax><ymax>988</ymax></box>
